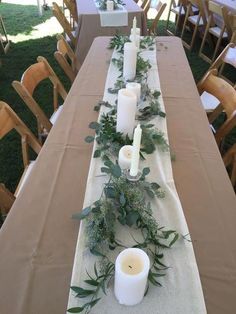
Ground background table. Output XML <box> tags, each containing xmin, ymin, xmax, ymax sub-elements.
<box><xmin>214</xmin><ymin>0</ymin><xmax>236</xmax><ymax>12</ymax></box>
<box><xmin>75</xmin><ymin>0</ymin><xmax>147</xmax><ymax>64</ymax></box>
<box><xmin>0</xmin><ymin>37</ymin><xmax>235</xmax><ymax>314</ymax></box>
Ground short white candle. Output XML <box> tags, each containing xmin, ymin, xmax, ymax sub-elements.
<box><xmin>116</xmin><ymin>89</ymin><xmax>137</xmax><ymax>138</ymax></box>
<box><xmin>131</xmin><ymin>27</ymin><xmax>141</xmax><ymax>36</ymax></box>
<box><xmin>130</xmin><ymin>124</ymin><xmax>142</xmax><ymax>177</ymax></box>
<box><xmin>114</xmin><ymin>248</ymin><xmax>150</xmax><ymax>306</ymax></box>
<box><xmin>106</xmin><ymin>0</ymin><xmax>114</xmax><ymax>11</ymax></box>
<box><xmin>126</xmin><ymin>82</ymin><xmax>141</xmax><ymax>102</ymax></box>
<box><xmin>118</xmin><ymin>145</ymin><xmax>133</xmax><ymax>169</ymax></box>
<box><xmin>123</xmin><ymin>43</ymin><xmax>137</xmax><ymax>81</ymax></box>
<box><xmin>129</xmin><ymin>34</ymin><xmax>140</xmax><ymax>50</ymax></box>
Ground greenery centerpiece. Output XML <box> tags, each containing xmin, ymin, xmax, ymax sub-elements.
<box><xmin>67</xmin><ymin>36</ymin><xmax>178</xmax><ymax>313</ymax></box>
<box><xmin>97</xmin><ymin>0</ymin><xmax>125</xmax><ymax>10</ymax></box>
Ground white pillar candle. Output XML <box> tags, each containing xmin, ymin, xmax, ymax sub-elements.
<box><xmin>118</xmin><ymin>145</ymin><xmax>133</xmax><ymax>169</ymax></box>
<box><xmin>123</xmin><ymin>43</ymin><xmax>137</xmax><ymax>81</ymax></box>
<box><xmin>126</xmin><ymin>82</ymin><xmax>141</xmax><ymax>102</ymax></box>
<box><xmin>131</xmin><ymin>27</ymin><xmax>141</xmax><ymax>36</ymax></box>
<box><xmin>116</xmin><ymin>89</ymin><xmax>137</xmax><ymax>138</ymax></box>
<box><xmin>129</xmin><ymin>34</ymin><xmax>140</xmax><ymax>50</ymax></box>
<box><xmin>114</xmin><ymin>248</ymin><xmax>150</xmax><ymax>306</ymax></box>
<box><xmin>130</xmin><ymin>124</ymin><xmax>142</xmax><ymax>177</ymax></box>
<box><xmin>106</xmin><ymin>0</ymin><xmax>114</xmax><ymax>11</ymax></box>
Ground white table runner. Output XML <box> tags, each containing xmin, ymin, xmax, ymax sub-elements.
<box><xmin>67</xmin><ymin>41</ymin><xmax>207</xmax><ymax>313</ymax></box>
<box><xmin>94</xmin><ymin>1</ymin><xmax>128</xmax><ymax>27</ymax></box>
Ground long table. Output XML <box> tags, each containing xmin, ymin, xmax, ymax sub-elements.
<box><xmin>0</xmin><ymin>37</ymin><xmax>235</xmax><ymax>314</ymax></box>
<box><xmin>75</xmin><ymin>0</ymin><xmax>147</xmax><ymax>64</ymax></box>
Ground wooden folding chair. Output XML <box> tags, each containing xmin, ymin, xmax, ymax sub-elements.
<box><xmin>148</xmin><ymin>1</ymin><xmax>167</xmax><ymax>35</ymax></box>
<box><xmin>181</xmin><ymin>0</ymin><xmax>207</xmax><ymax>51</ymax></box>
<box><xmin>223</xmin><ymin>143</ymin><xmax>236</xmax><ymax>189</ymax></box>
<box><xmin>52</xmin><ymin>2</ymin><xmax>77</xmax><ymax>47</ymax></box>
<box><xmin>198</xmin><ymin>43</ymin><xmax>236</xmax><ymax>113</ymax></box>
<box><xmin>12</xmin><ymin>56</ymin><xmax>67</xmax><ymax>142</ymax></box>
<box><xmin>0</xmin><ymin>101</ymin><xmax>41</xmax><ymax>215</ymax></box>
<box><xmin>209</xmin><ymin>43</ymin><xmax>236</xmax><ymax>85</ymax></box>
<box><xmin>199</xmin><ymin>1</ymin><xmax>229</xmax><ymax>64</ymax></box>
<box><xmin>0</xmin><ymin>15</ymin><xmax>10</xmax><ymax>55</ymax></box>
<box><xmin>54</xmin><ymin>34</ymin><xmax>79</xmax><ymax>83</ymax></box>
<box><xmin>143</xmin><ymin>0</ymin><xmax>151</xmax><ymax>17</ymax></box>
<box><xmin>63</xmin><ymin>0</ymin><xmax>78</xmax><ymax>28</ymax></box>
<box><xmin>166</xmin><ymin>0</ymin><xmax>197</xmax><ymax>36</ymax></box>
<box><xmin>198</xmin><ymin>69</ymin><xmax>236</xmax><ymax>150</ymax></box>
<box><xmin>141</xmin><ymin>0</ymin><xmax>149</xmax><ymax>9</ymax></box>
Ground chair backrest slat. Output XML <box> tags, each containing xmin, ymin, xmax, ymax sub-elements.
<box><xmin>208</xmin><ymin>1</ymin><xmax>224</xmax><ymax>17</ymax></box>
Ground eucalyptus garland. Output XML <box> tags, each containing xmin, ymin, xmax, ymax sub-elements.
<box><xmin>97</xmin><ymin>0</ymin><xmax>125</xmax><ymax>10</ymax></box>
<box><xmin>108</xmin><ymin>35</ymin><xmax>155</xmax><ymax>52</ymax></box>
<box><xmin>85</xmin><ymin>102</ymin><xmax>169</xmax><ymax>161</ymax></box>
<box><xmin>69</xmin><ymin>160</ymin><xmax>178</xmax><ymax>313</ymax></box>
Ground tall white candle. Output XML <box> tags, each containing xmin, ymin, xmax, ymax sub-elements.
<box><xmin>131</xmin><ymin>27</ymin><xmax>141</xmax><ymax>36</ymax></box>
<box><xmin>123</xmin><ymin>43</ymin><xmax>137</xmax><ymax>81</ymax></box>
<box><xmin>114</xmin><ymin>248</ymin><xmax>150</xmax><ymax>306</ymax></box>
<box><xmin>129</xmin><ymin>34</ymin><xmax>140</xmax><ymax>50</ymax></box>
<box><xmin>132</xmin><ymin>16</ymin><xmax>137</xmax><ymax>33</ymax></box>
<box><xmin>116</xmin><ymin>89</ymin><xmax>137</xmax><ymax>138</ymax></box>
<box><xmin>126</xmin><ymin>82</ymin><xmax>141</xmax><ymax>102</ymax></box>
<box><xmin>106</xmin><ymin>0</ymin><xmax>114</xmax><ymax>11</ymax></box>
<box><xmin>118</xmin><ymin>145</ymin><xmax>133</xmax><ymax>169</ymax></box>
<box><xmin>130</xmin><ymin>124</ymin><xmax>142</xmax><ymax>177</ymax></box>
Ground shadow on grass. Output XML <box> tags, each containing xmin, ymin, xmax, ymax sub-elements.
<box><xmin>0</xmin><ymin>2</ymin><xmax>52</xmax><ymax>36</ymax></box>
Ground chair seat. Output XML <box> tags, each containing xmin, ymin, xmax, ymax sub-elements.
<box><xmin>171</xmin><ymin>5</ymin><xmax>198</xmax><ymax>15</ymax></box>
<box><xmin>50</xmin><ymin>105</ymin><xmax>63</xmax><ymax>125</ymax></box>
<box><xmin>65</xmin><ymin>30</ymin><xmax>77</xmax><ymax>43</ymax></box>
<box><xmin>223</xmin><ymin>47</ymin><xmax>236</xmax><ymax>68</ymax></box>
<box><xmin>200</xmin><ymin>91</ymin><xmax>220</xmax><ymax>111</ymax></box>
<box><xmin>172</xmin><ymin>6</ymin><xmax>185</xmax><ymax>15</ymax></box>
<box><xmin>209</xmin><ymin>26</ymin><xmax>228</xmax><ymax>38</ymax></box>
<box><xmin>188</xmin><ymin>15</ymin><xmax>204</xmax><ymax>26</ymax></box>
<box><xmin>15</xmin><ymin>161</ymin><xmax>36</xmax><ymax>197</ymax></box>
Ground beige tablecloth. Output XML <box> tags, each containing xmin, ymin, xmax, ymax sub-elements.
<box><xmin>75</xmin><ymin>0</ymin><xmax>147</xmax><ymax>64</ymax></box>
<box><xmin>0</xmin><ymin>37</ymin><xmax>235</xmax><ymax>314</ymax></box>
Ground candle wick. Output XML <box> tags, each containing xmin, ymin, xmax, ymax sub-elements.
<box><xmin>128</xmin><ymin>265</ymin><xmax>132</xmax><ymax>269</ymax></box>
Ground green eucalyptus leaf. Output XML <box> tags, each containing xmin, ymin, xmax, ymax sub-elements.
<box><xmin>126</xmin><ymin>211</ymin><xmax>140</xmax><ymax>226</ymax></box>
<box><xmin>142</xmin><ymin>167</ymin><xmax>150</xmax><ymax>176</ymax></box>
<box><xmin>93</xmin><ymin>149</ymin><xmax>101</xmax><ymax>158</ymax></box>
<box><xmin>101</xmin><ymin>167</ymin><xmax>110</xmax><ymax>174</ymax></box>
<box><xmin>89</xmin><ymin>121</ymin><xmax>100</xmax><ymax>130</ymax></box>
<box><xmin>151</xmin><ymin>182</ymin><xmax>160</xmax><ymax>190</ymax></box>
<box><xmin>77</xmin><ymin>206</ymin><xmax>92</xmax><ymax>220</ymax></box>
<box><xmin>87</xmin><ymin>298</ymin><xmax>101</xmax><ymax>309</ymax></box>
<box><xmin>67</xmin><ymin>307</ymin><xmax>84</xmax><ymax>313</ymax></box>
<box><xmin>85</xmin><ymin>136</ymin><xmax>94</xmax><ymax>143</ymax></box>
<box><xmin>111</xmin><ymin>164</ymin><xmax>122</xmax><ymax>178</ymax></box>
<box><xmin>84</xmin><ymin>279</ymin><xmax>99</xmax><ymax>286</ymax></box>
<box><xmin>169</xmin><ymin>233</ymin><xmax>179</xmax><ymax>247</ymax></box>
<box><xmin>119</xmin><ymin>193</ymin><xmax>126</xmax><ymax>206</ymax></box>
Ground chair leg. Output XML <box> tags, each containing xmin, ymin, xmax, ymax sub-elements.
<box><xmin>190</xmin><ymin>23</ymin><xmax>199</xmax><ymax>51</ymax></box>
<box><xmin>211</xmin><ymin>30</ymin><xmax>225</xmax><ymax>63</ymax></box>
<box><xmin>180</xmin><ymin>5</ymin><xmax>189</xmax><ymax>39</ymax></box>
<box><xmin>199</xmin><ymin>18</ymin><xmax>212</xmax><ymax>63</ymax></box>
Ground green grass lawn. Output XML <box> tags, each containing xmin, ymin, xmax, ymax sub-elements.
<box><xmin>0</xmin><ymin>2</ymin><xmax>235</xmax><ymax>209</ymax></box>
